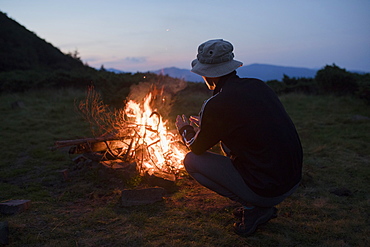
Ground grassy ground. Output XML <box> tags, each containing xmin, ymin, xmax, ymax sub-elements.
<box><xmin>0</xmin><ymin>88</ymin><xmax>369</xmax><ymax>246</ymax></box>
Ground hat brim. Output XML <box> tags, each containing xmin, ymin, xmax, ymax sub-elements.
<box><xmin>191</xmin><ymin>59</ymin><xmax>243</xmax><ymax>77</ymax></box>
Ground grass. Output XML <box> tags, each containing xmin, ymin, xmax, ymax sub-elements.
<box><xmin>1</xmin><ymin>88</ymin><xmax>370</xmax><ymax>246</ymax></box>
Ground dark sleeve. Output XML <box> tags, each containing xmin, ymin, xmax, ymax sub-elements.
<box><xmin>185</xmin><ymin>103</ymin><xmax>223</xmax><ymax>155</ymax></box>
<box><xmin>179</xmin><ymin>125</ymin><xmax>196</xmax><ymax>145</ymax></box>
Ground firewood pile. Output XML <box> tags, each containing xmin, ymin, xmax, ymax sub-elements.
<box><xmin>52</xmin><ymin>85</ymin><xmax>187</xmax><ymax>187</ymax></box>
<box><xmin>53</xmin><ymin>133</ymin><xmax>183</xmax><ymax>178</ymax></box>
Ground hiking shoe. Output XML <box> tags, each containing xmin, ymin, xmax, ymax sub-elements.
<box><xmin>233</xmin><ymin>206</ymin><xmax>278</xmax><ymax>219</ymax></box>
<box><xmin>233</xmin><ymin>206</ymin><xmax>245</xmax><ymax>218</ymax></box>
<box><xmin>233</xmin><ymin>206</ymin><xmax>277</xmax><ymax>236</ymax></box>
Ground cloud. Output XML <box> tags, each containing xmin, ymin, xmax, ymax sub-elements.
<box><xmin>125</xmin><ymin>57</ymin><xmax>147</xmax><ymax>64</ymax></box>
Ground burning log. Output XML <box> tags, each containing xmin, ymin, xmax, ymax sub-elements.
<box><xmin>54</xmin><ymin>136</ymin><xmax>120</xmax><ymax>149</ymax></box>
<box><xmin>55</xmin><ymin>138</ymin><xmax>128</xmax><ymax>154</ymax></box>
<box><xmin>53</xmin><ymin>85</ymin><xmax>187</xmax><ymax>181</ymax></box>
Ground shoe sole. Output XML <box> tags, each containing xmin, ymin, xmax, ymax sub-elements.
<box><xmin>271</xmin><ymin>207</ymin><xmax>278</xmax><ymax>219</ymax></box>
<box><xmin>233</xmin><ymin>207</ymin><xmax>277</xmax><ymax>236</ymax></box>
<box><xmin>233</xmin><ymin>206</ymin><xmax>278</xmax><ymax>219</ymax></box>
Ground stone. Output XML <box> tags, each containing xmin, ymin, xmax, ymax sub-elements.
<box><xmin>351</xmin><ymin>115</ymin><xmax>370</xmax><ymax>121</ymax></box>
<box><xmin>0</xmin><ymin>200</ymin><xmax>31</xmax><ymax>215</ymax></box>
<box><xmin>0</xmin><ymin>221</ymin><xmax>9</xmax><ymax>245</ymax></box>
<box><xmin>10</xmin><ymin>100</ymin><xmax>25</xmax><ymax>109</ymax></box>
<box><xmin>100</xmin><ymin>160</ymin><xmax>136</xmax><ymax>171</ymax></box>
<box><xmin>121</xmin><ymin>187</ymin><xmax>165</xmax><ymax>207</ymax></box>
<box><xmin>72</xmin><ymin>154</ymin><xmax>87</xmax><ymax>164</ymax></box>
<box><xmin>145</xmin><ymin>171</ymin><xmax>178</xmax><ymax>193</ymax></box>
<box><xmin>58</xmin><ymin>169</ymin><xmax>69</xmax><ymax>181</ymax></box>
<box><xmin>99</xmin><ymin>160</ymin><xmax>138</xmax><ymax>180</ymax></box>
<box><xmin>330</xmin><ymin>187</ymin><xmax>353</xmax><ymax>197</ymax></box>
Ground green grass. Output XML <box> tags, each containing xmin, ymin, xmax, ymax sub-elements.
<box><xmin>1</xmin><ymin>88</ymin><xmax>370</xmax><ymax>246</ymax></box>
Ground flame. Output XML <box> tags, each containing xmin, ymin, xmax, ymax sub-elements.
<box><xmin>124</xmin><ymin>92</ymin><xmax>186</xmax><ymax>175</ymax></box>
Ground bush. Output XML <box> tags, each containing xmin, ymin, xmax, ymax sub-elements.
<box><xmin>266</xmin><ymin>80</ymin><xmax>287</xmax><ymax>95</ymax></box>
<box><xmin>267</xmin><ymin>76</ymin><xmax>317</xmax><ymax>95</ymax></box>
<box><xmin>315</xmin><ymin>64</ymin><xmax>358</xmax><ymax>95</ymax></box>
<box><xmin>356</xmin><ymin>76</ymin><xmax>370</xmax><ymax>104</ymax></box>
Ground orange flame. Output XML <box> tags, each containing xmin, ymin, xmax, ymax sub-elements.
<box><xmin>124</xmin><ymin>92</ymin><xmax>186</xmax><ymax>175</ymax></box>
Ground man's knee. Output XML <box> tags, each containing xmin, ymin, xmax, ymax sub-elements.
<box><xmin>183</xmin><ymin>152</ymin><xmax>200</xmax><ymax>172</ymax></box>
<box><xmin>183</xmin><ymin>152</ymin><xmax>194</xmax><ymax>169</ymax></box>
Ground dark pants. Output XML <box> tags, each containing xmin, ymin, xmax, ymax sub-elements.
<box><xmin>184</xmin><ymin>151</ymin><xmax>298</xmax><ymax>207</ymax></box>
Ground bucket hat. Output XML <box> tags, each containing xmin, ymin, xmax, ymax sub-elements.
<box><xmin>191</xmin><ymin>39</ymin><xmax>243</xmax><ymax>77</ymax></box>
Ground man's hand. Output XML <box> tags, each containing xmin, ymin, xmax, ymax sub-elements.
<box><xmin>175</xmin><ymin>114</ymin><xmax>190</xmax><ymax>132</ymax></box>
<box><xmin>189</xmin><ymin>115</ymin><xmax>200</xmax><ymax>127</ymax></box>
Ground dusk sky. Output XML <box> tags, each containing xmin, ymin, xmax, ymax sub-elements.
<box><xmin>2</xmin><ymin>0</ymin><xmax>370</xmax><ymax>72</ymax></box>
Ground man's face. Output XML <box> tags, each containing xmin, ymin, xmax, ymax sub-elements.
<box><xmin>202</xmin><ymin>76</ymin><xmax>220</xmax><ymax>90</ymax></box>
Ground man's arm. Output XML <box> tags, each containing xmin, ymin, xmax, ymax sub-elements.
<box><xmin>176</xmin><ymin>115</ymin><xmax>197</xmax><ymax>146</ymax></box>
<box><xmin>176</xmin><ymin>111</ymin><xmax>221</xmax><ymax>155</ymax></box>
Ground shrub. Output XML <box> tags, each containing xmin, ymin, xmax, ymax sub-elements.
<box><xmin>267</xmin><ymin>76</ymin><xmax>317</xmax><ymax>95</ymax></box>
<box><xmin>315</xmin><ymin>64</ymin><xmax>358</xmax><ymax>95</ymax></box>
<box><xmin>266</xmin><ymin>80</ymin><xmax>287</xmax><ymax>95</ymax></box>
<box><xmin>356</xmin><ymin>75</ymin><xmax>370</xmax><ymax>104</ymax></box>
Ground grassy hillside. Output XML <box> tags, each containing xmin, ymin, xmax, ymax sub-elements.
<box><xmin>1</xmin><ymin>88</ymin><xmax>369</xmax><ymax>246</ymax></box>
<box><xmin>0</xmin><ymin>11</ymin><xmax>99</xmax><ymax>92</ymax></box>
<box><xmin>0</xmin><ymin>11</ymin><xmax>87</xmax><ymax>72</ymax></box>
<box><xmin>0</xmin><ymin>11</ymin><xmax>163</xmax><ymax>95</ymax></box>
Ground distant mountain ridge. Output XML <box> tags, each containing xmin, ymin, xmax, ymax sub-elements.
<box><xmin>237</xmin><ymin>64</ymin><xmax>318</xmax><ymax>81</ymax></box>
<box><xmin>108</xmin><ymin>64</ymin><xmax>320</xmax><ymax>82</ymax></box>
<box><xmin>153</xmin><ymin>67</ymin><xmax>203</xmax><ymax>82</ymax></box>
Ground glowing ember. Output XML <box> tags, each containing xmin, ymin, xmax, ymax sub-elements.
<box><xmin>123</xmin><ymin>92</ymin><xmax>186</xmax><ymax>175</ymax></box>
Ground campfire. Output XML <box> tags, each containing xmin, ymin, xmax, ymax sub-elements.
<box><xmin>54</xmin><ymin>83</ymin><xmax>187</xmax><ymax>179</ymax></box>
<box><xmin>123</xmin><ymin>90</ymin><xmax>186</xmax><ymax>175</ymax></box>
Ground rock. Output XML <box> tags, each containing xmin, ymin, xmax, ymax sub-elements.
<box><xmin>72</xmin><ymin>154</ymin><xmax>87</xmax><ymax>164</ymax></box>
<box><xmin>145</xmin><ymin>171</ymin><xmax>178</xmax><ymax>193</ymax></box>
<box><xmin>99</xmin><ymin>161</ymin><xmax>138</xmax><ymax>180</ymax></box>
<box><xmin>10</xmin><ymin>100</ymin><xmax>25</xmax><ymax>109</ymax></box>
<box><xmin>330</xmin><ymin>187</ymin><xmax>353</xmax><ymax>197</ymax></box>
<box><xmin>0</xmin><ymin>221</ymin><xmax>9</xmax><ymax>245</ymax></box>
<box><xmin>121</xmin><ymin>187</ymin><xmax>165</xmax><ymax>207</ymax></box>
<box><xmin>58</xmin><ymin>169</ymin><xmax>69</xmax><ymax>181</ymax></box>
<box><xmin>0</xmin><ymin>200</ymin><xmax>31</xmax><ymax>215</ymax></box>
<box><xmin>351</xmin><ymin>115</ymin><xmax>370</xmax><ymax>121</ymax></box>
<box><xmin>100</xmin><ymin>160</ymin><xmax>136</xmax><ymax>171</ymax></box>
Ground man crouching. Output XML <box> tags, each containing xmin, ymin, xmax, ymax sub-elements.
<box><xmin>175</xmin><ymin>39</ymin><xmax>303</xmax><ymax>236</ymax></box>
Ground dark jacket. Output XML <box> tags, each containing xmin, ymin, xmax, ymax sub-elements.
<box><xmin>180</xmin><ymin>71</ymin><xmax>303</xmax><ymax>197</ymax></box>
